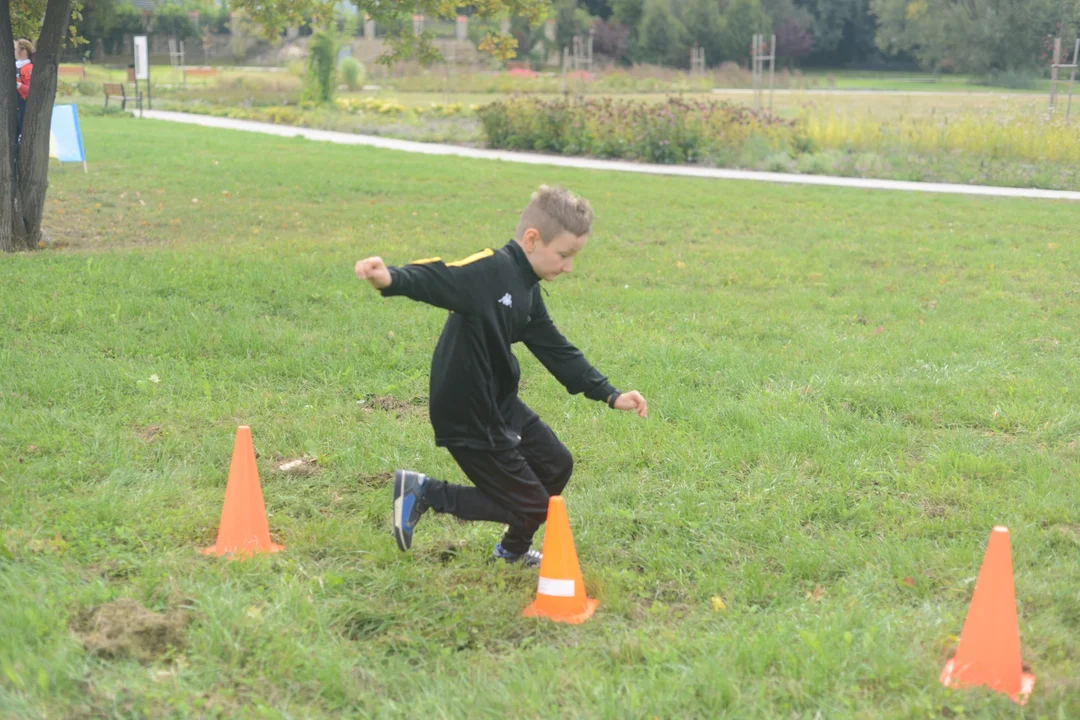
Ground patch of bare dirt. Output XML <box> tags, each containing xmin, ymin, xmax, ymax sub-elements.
<box><xmin>274</xmin><ymin>456</ymin><xmax>320</xmax><ymax>477</ymax></box>
<box><xmin>72</xmin><ymin>599</ymin><xmax>187</xmax><ymax>663</ymax></box>
<box><xmin>135</xmin><ymin>425</ymin><xmax>162</xmax><ymax>443</ymax></box>
<box><xmin>360</xmin><ymin>395</ymin><xmax>426</xmax><ymax>416</ymax></box>
<box><xmin>356</xmin><ymin>471</ymin><xmax>391</xmax><ymax>489</ymax></box>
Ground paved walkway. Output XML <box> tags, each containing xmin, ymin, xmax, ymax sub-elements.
<box><xmin>138</xmin><ymin>110</ymin><xmax>1080</xmax><ymax>202</ymax></box>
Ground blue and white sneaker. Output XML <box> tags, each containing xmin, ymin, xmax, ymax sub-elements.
<box><xmin>392</xmin><ymin>470</ymin><xmax>429</xmax><ymax>551</ymax></box>
<box><xmin>491</xmin><ymin>543</ymin><xmax>542</xmax><ymax>569</ymax></box>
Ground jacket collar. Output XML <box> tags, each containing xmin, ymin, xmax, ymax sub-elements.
<box><xmin>504</xmin><ymin>240</ymin><xmax>541</xmax><ymax>287</ymax></box>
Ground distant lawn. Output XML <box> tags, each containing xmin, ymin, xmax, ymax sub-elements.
<box><xmin>801</xmin><ymin>69</ymin><xmax>1053</xmax><ymax>94</ymax></box>
<box><xmin>1</xmin><ymin>115</ymin><xmax>1077</xmax><ymax>718</ymax></box>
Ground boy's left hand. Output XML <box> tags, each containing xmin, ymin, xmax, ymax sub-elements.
<box><xmin>614</xmin><ymin>391</ymin><xmax>648</xmax><ymax>418</ymax></box>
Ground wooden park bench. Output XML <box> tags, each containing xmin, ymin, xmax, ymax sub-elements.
<box><xmin>58</xmin><ymin>65</ymin><xmax>87</xmax><ymax>80</ymax></box>
<box><xmin>103</xmin><ymin>82</ymin><xmax>142</xmax><ymax>111</ymax></box>
<box><xmin>183</xmin><ymin>67</ymin><xmax>220</xmax><ymax>84</ymax></box>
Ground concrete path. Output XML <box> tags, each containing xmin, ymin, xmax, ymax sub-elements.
<box><xmin>137</xmin><ymin>110</ymin><xmax>1080</xmax><ymax>202</ymax></box>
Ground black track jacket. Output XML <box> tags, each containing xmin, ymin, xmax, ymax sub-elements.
<box><xmin>380</xmin><ymin>240</ymin><xmax>618</xmax><ymax>450</ymax></box>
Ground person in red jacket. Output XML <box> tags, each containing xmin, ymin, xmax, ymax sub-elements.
<box><xmin>15</xmin><ymin>39</ymin><xmax>34</xmax><ymax>143</ymax></box>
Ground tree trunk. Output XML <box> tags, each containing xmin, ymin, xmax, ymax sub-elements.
<box><xmin>15</xmin><ymin>0</ymin><xmax>74</xmax><ymax>250</ymax></box>
<box><xmin>3</xmin><ymin>0</ymin><xmax>73</xmax><ymax>253</ymax></box>
<box><xmin>0</xmin><ymin>7</ymin><xmax>17</xmax><ymax>253</ymax></box>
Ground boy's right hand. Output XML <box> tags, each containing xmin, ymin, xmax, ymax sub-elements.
<box><xmin>355</xmin><ymin>257</ymin><xmax>392</xmax><ymax>290</ymax></box>
<box><xmin>613</xmin><ymin>391</ymin><xmax>648</xmax><ymax>418</ymax></box>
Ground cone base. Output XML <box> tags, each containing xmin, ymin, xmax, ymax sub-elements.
<box><xmin>522</xmin><ymin>597</ymin><xmax>597</xmax><ymax>624</ymax></box>
<box><xmin>940</xmin><ymin>657</ymin><xmax>1036</xmax><ymax>705</ymax></box>
<box><xmin>202</xmin><ymin>542</ymin><xmax>285</xmax><ymax>558</ymax></box>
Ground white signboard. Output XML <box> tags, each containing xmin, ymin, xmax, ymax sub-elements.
<box><xmin>134</xmin><ymin>35</ymin><xmax>149</xmax><ymax>80</ymax></box>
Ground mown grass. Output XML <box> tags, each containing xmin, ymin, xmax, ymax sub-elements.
<box><xmin>62</xmin><ymin>78</ymin><xmax>1078</xmax><ymax>190</ymax></box>
<box><xmin>1</xmin><ymin>115</ymin><xmax>1078</xmax><ymax>718</ymax></box>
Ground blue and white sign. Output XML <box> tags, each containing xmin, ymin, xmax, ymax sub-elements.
<box><xmin>49</xmin><ymin>104</ymin><xmax>87</xmax><ymax>170</ymax></box>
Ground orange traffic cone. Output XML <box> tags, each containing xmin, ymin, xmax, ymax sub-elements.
<box><xmin>940</xmin><ymin>526</ymin><xmax>1035</xmax><ymax>704</ymax></box>
<box><xmin>202</xmin><ymin>426</ymin><xmax>284</xmax><ymax>558</ymax></box>
<box><xmin>522</xmin><ymin>495</ymin><xmax>597</xmax><ymax>624</ymax></box>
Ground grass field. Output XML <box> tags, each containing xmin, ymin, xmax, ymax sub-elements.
<box><xmin>798</xmin><ymin>70</ymin><xmax>1053</xmax><ymax>94</ymax></box>
<box><xmin>65</xmin><ymin>86</ymin><xmax>1080</xmax><ymax>192</ymax></box>
<box><xmin>1</xmin><ymin>115</ymin><xmax>1079</xmax><ymax>718</ymax></box>
<box><xmin>67</xmin><ymin>85</ymin><xmax>1054</xmax><ymax>122</ymax></box>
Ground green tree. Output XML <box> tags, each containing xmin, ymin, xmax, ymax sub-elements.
<box><xmin>611</xmin><ymin>0</ymin><xmax>647</xmax><ymax>58</ymax></box>
<box><xmin>103</xmin><ymin>2</ymin><xmax>145</xmax><ymax>56</ymax></box>
<box><xmin>720</xmin><ymin>0</ymin><xmax>771</xmax><ymax>65</ymax></box>
<box><xmin>871</xmin><ymin>0</ymin><xmax>1066</xmax><ymax>73</ymax></box>
<box><xmin>681</xmin><ymin>0</ymin><xmax>725</xmax><ymax>65</ymax></box>
<box><xmin>582</xmin><ymin>0</ymin><xmax>614</xmax><ymax>20</ymax></box>
<box><xmin>762</xmin><ymin>0</ymin><xmax>815</xmax><ymax>64</ymax></box>
<box><xmin>793</xmin><ymin>0</ymin><xmax>878</xmax><ymax>65</ymax></box>
<box><xmin>229</xmin><ymin>0</ymin><xmax>549</xmax><ymax>66</ymax></box>
<box><xmin>153</xmin><ymin>3</ymin><xmax>199</xmax><ymax>42</ymax></box>
<box><xmin>554</xmin><ymin>0</ymin><xmax>594</xmax><ymax>53</ymax></box>
<box><xmin>638</xmin><ymin>0</ymin><xmax>687</xmax><ymax>65</ymax></box>
<box><xmin>68</xmin><ymin>0</ymin><xmax>114</xmax><ymax>57</ymax></box>
<box><xmin>509</xmin><ymin>13</ymin><xmax>553</xmax><ymax>65</ymax></box>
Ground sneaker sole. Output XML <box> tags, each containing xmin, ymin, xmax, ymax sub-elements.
<box><xmin>392</xmin><ymin>470</ymin><xmax>410</xmax><ymax>551</ymax></box>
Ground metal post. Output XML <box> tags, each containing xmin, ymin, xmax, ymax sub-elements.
<box><xmin>758</xmin><ymin>34</ymin><xmax>764</xmax><ymax>111</ymax></box>
<box><xmin>768</xmin><ymin>34</ymin><xmax>776</xmax><ymax>112</ymax></box>
<box><xmin>449</xmin><ymin>39</ymin><xmax>456</xmax><ymax>103</ymax></box>
<box><xmin>751</xmin><ymin>35</ymin><xmax>760</xmax><ymax>110</ymax></box>
<box><xmin>1050</xmin><ymin>37</ymin><xmax>1061</xmax><ymax>112</ymax></box>
<box><xmin>1068</xmin><ymin>39</ymin><xmax>1079</xmax><ymax>123</ymax></box>
<box><xmin>752</xmin><ymin>34</ymin><xmax>761</xmax><ymax>111</ymax></box>
<box><xmin>562</xmin><ymin>46</ymin><xmax>569</xmax><ymax>93</ymax></box>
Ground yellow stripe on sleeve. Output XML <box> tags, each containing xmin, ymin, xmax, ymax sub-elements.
<box><xmin>446</xmin><ymin>248</ymin><xmax>495</xmax><ymax>267</ymax></box>
<box><xmin>409</xmin><ymin>256</ymin><xmax>442</xmax><ymax>265</ymax></box>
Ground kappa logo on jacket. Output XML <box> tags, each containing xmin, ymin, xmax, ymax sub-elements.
<box><xmin>498</xmin><ymin>293</ymin><xmax>513</xmax><ymax>308</ymax></box>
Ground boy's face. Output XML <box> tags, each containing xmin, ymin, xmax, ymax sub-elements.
<box><xmin>520</xmin><ymin>228</ymin><xmax>588</xmax><ymax>281</ymax></box>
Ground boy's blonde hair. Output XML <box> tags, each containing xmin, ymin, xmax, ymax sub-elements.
<box><xmin>515</xmin><ymin>185</ymin><xmax>593</xmax><ymax>243</ymax></box>
<box><xmin>15</xmin><ymin>39</ymin><xmax>34</xmax><ymax>58</ymax></box>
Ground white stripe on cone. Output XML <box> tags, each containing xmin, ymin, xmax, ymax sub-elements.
<box><xmin>537</xmin><ymin>577</ymin><xmax>575</xmax><ymax>597</ymax></box>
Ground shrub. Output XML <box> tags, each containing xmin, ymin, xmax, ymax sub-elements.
<box><xmin>478</xmin><ymin>97</ymin><xmax>795</xmax><ymax>164</ymax></box>
<box><xmin>340</xmin><ymin>58</ymin><xmax>366</xmax><ymax>91</ymax></box>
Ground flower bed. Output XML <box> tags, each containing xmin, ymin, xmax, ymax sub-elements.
<box><xmin>478</xmin><ymin>97</ymin><xmax>797</xmax><ymax>164</ymax></box>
